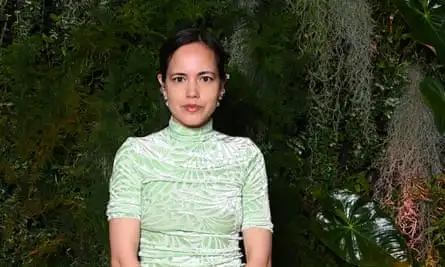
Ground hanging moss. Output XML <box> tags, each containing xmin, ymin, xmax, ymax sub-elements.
<box><xmin>286</xmin><ymin>0</ymin><xmax>375</xmax><ymax>185</ymax></box>
<box><xmin>223</xmin><ymin>0</ymin><xmax>257</xmax><ymax>74</ymax></box>
<box><xmin>374</xmin><ymin>65</ymin><xmax>445</xmax><ymax>261</ymax></box>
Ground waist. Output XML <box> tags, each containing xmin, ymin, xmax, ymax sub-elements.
<box><xmin>139</xmin><ymin>230</ymin><xmax>243</xmax><ymax>265</ymax></box>
<box><xmin>139</xmin><ymin>255</ymin><xmax>243</xmax><ymax>267</ymax></box>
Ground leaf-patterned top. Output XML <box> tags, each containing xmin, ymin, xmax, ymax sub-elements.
<box><xmin>106</xmin><ymin>117</ymin><xmax>273</xmax><ymax>267</ymax></box>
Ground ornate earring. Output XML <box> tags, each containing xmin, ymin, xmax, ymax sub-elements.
<box><xmin>216</xmin><ymin>88</ymin><xmax>225</xmax><ymax>107</ymax></box>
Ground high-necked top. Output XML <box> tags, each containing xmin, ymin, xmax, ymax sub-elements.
<box><xmin>106</xmin><ymin>117</ymin><xmax>273</xmax><ymax>267</ymax></box>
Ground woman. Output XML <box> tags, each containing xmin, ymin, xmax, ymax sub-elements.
<box><xmin>106</xmin><ymin>27</ymin><xmax>273</xmax><ymax>267</ymax></box>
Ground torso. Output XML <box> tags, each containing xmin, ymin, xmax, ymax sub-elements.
<box><xmin>131</xmin><ymin>123</ymin><xmax>254</xmax><ymax>266</ymax></box>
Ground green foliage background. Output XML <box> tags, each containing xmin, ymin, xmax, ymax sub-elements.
<box><xmin>0</xmin><ymin>0</ymin><xmax>443</xmax><ymax>266</ymax></box>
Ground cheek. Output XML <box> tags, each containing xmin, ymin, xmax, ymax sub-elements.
<box><xmin>164</xmin><ymin>86</ymin><xmax>184</xmax><ymax>99</ymax></box>
<box><xmin>203</xmin><ymin>94</ymin><xmax>219</xmax><ymax>106</ymax></box>
<box><xmin>202</xmin><ymin>84</ymin><xmax>221</xmax><ymax>99</ymax></box>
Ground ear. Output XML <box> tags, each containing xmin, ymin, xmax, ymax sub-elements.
<box><xmin>157</xmin><ymin>73</ymin><xmax>167</xmax><ymax>98</ymax></box>
<box><xmin>219</xmin><ymin>86</ymin><xmax>226</xmax><ymax>100</ymax></box>
<box><xmin>157</xmin><ymin>73</ymin><xmax>164</xmax><ymax>87</ymax></box>
<box><xmin>219</xmin><ymin>77</ymin><xmax>227</xmax><ymax>99</ymax></box>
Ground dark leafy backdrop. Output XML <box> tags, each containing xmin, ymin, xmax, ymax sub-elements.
<box><xmin>0</xmin><ymin>0</ymin><xmax>444</xmax><ymax>266</ymax></box>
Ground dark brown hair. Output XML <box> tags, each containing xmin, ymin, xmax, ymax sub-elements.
<box><xmin>158</xmin><ymin>28</ymin><xmax>229</xmax><ymax>82</ymax></box>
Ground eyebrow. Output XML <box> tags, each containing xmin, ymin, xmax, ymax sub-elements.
<box><xmin>170</xmin><ymin>71</ymin><xmax>216</xmax><ymax>76</ymax></box>
<box><xmin>198</xmin><ymin>71</ymin><xmax>216</xmax><ymax>76</ymax></box>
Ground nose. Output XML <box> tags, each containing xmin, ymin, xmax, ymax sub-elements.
<box><xmin>186</xmin><ymin>80</ymin><xmax>199</xmax><ymax>98</ymax></box>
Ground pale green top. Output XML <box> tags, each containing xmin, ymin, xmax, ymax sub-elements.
<box><xmin>106</xmin><ymin>117</ymin><xmax>273</xmax><ymax>267</ymax></box>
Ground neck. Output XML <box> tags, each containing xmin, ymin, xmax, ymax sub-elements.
<box><xmin>167</xmin><ymin>116</ymin><xmax>214</xmax><ymax>142</ymax></box>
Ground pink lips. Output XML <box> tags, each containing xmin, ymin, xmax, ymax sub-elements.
<box><xmin>183</xmin><ymin>104</ymin><xmax>201</xmax><ymax>112</ymax></box>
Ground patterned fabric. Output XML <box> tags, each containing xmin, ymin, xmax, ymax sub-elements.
<box><xmin>106</xmin><ymin>117</ymin><xmax>273</xmax><ymax>267</ymax></box>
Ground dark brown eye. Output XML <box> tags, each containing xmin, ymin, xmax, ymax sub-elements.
<box><xmin>201</xmin><ymin>76</ymin><xmax>213</xmax><ymax>82</ymax></box>
<box><xmin>173</xmin><ymin>76</ymin><xmax>185</xmax><ymax>83</ymax></box>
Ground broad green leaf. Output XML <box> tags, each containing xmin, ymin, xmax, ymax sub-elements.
<box><xmin>420</xmin><ymin>77</ymin><xmax>445</xmax><ymax>134</ymax></box>
<box><xmin>311</xmin><ymin>189</ymin><xmax>412</xmax><ymax>267</ymax></box>
<box><xmin>391</xmin><ymin>0</ymin><xmax>445</xmax><ymax>63</ymax></box>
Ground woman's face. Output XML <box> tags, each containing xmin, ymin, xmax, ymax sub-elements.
<box><xmin>158</xmin><ymin>42</ymin><xmax>224</xmax><ymax>128</ymax></box>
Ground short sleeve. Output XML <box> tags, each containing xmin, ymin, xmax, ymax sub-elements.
<box><xmin>106</xmin><ymin>138</ymin><xmax>142</xmax><ymax>221</ymax></box>
<box><xmin>241</xmin><ymin>140</ymin><xmax>273</xmax><ymax>232</ymax></box>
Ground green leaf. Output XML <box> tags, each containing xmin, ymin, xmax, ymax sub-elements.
<box><xmin>391</xmin><ymin>0</ymin><xmax>445</xmax><ymax>63</ymax></box>
<box><xmin>311</xmin><ymin>189</ymin><xmax>412</xmax><ymax>267</ymax></box>
<box><xmin>420</xmin><ymin>76</ymin><xmax>445</xmax><ymax>134</ymax></box>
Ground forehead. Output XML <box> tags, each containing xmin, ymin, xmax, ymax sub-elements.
<box><xmin>168</xmin><ymin>42</ymin><xmax>217</xmax><ymax>72</ymax></box>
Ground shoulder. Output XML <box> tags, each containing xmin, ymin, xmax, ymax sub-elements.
<box><xmin>213</xmin><ymin>131</ymin><xmax>263</xmax><ymax>160</ymax></box>
<box><xmin>112</xmin><ymin>133</ymin><xmax>156</xmax><ymax>163</ymax></box>
<box><xmin>118</xmin><ymin>129</ymin><xmax>166</xmax><ymax>154</ymax></box>
<box><xmin>113</xmin><ymin>137</ymin><xmax>142</xmax><ymax>163</ymax></box>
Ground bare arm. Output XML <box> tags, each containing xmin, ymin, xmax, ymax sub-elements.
<box><xmin>109</xmin><ymin>218</ymin><xmax>141</xmax><ymax>267</ymax></box>
<box><xmin>243</xmin><ymin>228</ymin><xmax>272</xmax><ymax>267</ymax></box>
